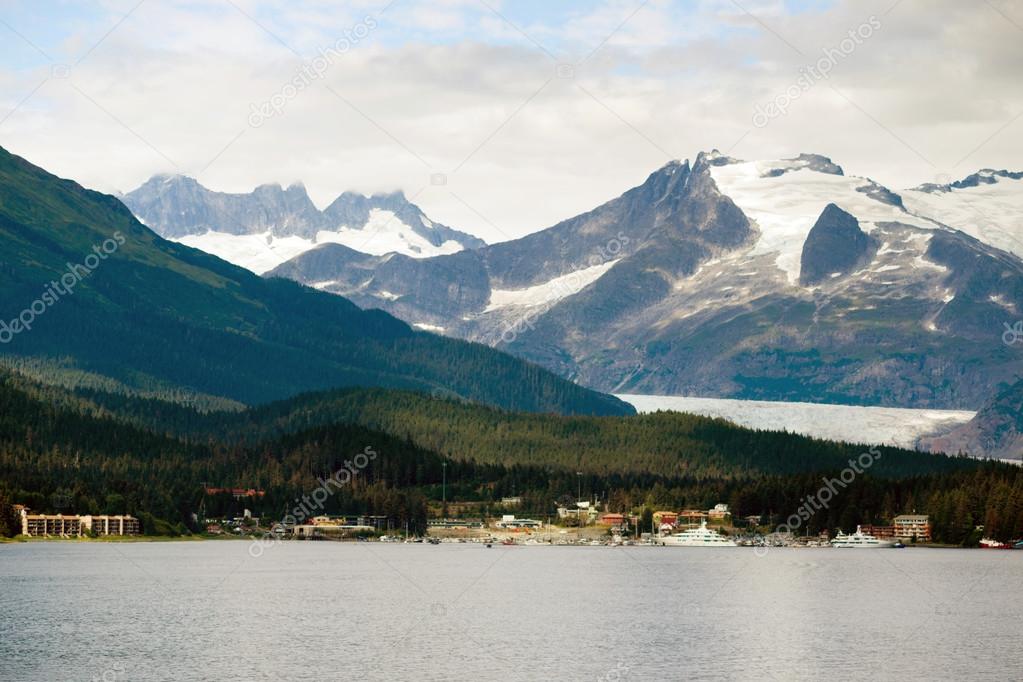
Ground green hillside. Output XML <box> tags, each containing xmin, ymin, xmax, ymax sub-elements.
<box><xmin>0</xmin><ymin>145</ymin><xmax>630</xmax><ymax>416</ymax></box>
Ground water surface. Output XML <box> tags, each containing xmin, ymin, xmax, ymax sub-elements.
<box><xmin>1</xmin><ymin>542</ymin><xmax>1020</xmax><ymax>681</ymax></box>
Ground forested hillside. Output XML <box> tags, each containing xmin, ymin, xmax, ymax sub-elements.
<box><xmin>3</xmin><ymin>371</ymin><xmax>1021</xmax><ymax>543</ymax></box>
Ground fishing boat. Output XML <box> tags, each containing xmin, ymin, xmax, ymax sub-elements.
<box><xmin>659</xmin><ymin>520</ymin><xmax>737</xmax><ymax>547</ymax></box>
<box><xmin>830</xmin><ymin>526</ymin><xmax>895</xmax><ymax>548</ymax></box>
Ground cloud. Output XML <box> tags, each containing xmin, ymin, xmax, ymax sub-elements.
<box><xmin>0</xmin><ymin>0</ymin><xmax>1021</xmax><ymax>244</ymax></box>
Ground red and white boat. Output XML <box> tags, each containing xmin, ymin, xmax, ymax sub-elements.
<box><xmin>979</xmin><ymin>537</ymin><xmax>1013</xmax><ymax>549</ymax></box>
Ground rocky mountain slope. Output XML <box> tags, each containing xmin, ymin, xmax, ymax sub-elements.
<box><xmin>0</xmin><ymin>146</ymin><xmax>630</xmax><ymax>416</ymax></box>
<box><xmin>261</xmin><ymin>152</ymin><xmax>1023</xmax><ymax>411</ymax></box>
<box><xmin>121</xmin><ymin>175</ymin><xmax>485</xmax><ymax>273</ymax></box>
<box><xmin>919</xmin><ymin>378</ymin><xmax>1023</xmax><ymax>460</ymax></box>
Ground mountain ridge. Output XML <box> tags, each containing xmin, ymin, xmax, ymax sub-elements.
<box><xmin>258</xmin><ymin>152</ymin><xmax>1023</xmax><ymax>414</ymax></box>
<box><xmin>0</xmin><ymin>145</ymin><xmax>631</xmax><ymax>416</ymax></box>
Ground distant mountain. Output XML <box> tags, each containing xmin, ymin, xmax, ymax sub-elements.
<box><xmin>121</xmin><ymin>175</ymin><xmax>485</xmax><ymax>273</ymax></box>
<box><xmin>265</xmin><ymin>152</ymin><xmax>1023</xmax><ymax>410</ymax></box>
<box><xmin>0</xmin><ymin>145</ymin><xmax>630</xmax><ymax>416</ymax></box>
<box><xmin>919</xmin><ymin>378</ymin><xmax>1023</xmax><ymax>460</ymax></box>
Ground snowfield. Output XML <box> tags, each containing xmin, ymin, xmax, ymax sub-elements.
<box><xmin>175</xmin><ymin>209</ymin><xmax>463</xmax><ymax>274</ymax></box>
<box><xmin>616</xmin><ymin>394</ymin><xmax>975</xmax><ymax>451</ymax></box>
<box><xmin>709</xmin><ymin>159</ymin><xmax>937</xmax><ymax>284</ymax></box>
<box><xmin>902</xmin><ymin>172</ymin><xmax>1023</xmax><ymax>260</ymax></box>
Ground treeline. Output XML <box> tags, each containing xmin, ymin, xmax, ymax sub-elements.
<box><xmin>182</xmin><ymin>387</ymin><xmax>984</xmax><ymax>479</ymax></box>
<box><xmin>2</xmin><ymin>372</ymin><xmax>1022</xmax><ymax>542</ymax></box>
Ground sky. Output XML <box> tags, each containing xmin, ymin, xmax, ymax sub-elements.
<box><xmin>1</xmin><ymin>0</ymin><xmax>1021</xmax><ymax>243</ymax></box>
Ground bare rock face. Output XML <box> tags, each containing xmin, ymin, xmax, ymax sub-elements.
<box><xmin>919</xmin><ymin>379</ymin><xmax>1023</xmax><ymax>460</ymax></box>
<box><xmin>799</xmin><ymin>203</ymin><xmax>878</xmax><ymax>286</ymax></box>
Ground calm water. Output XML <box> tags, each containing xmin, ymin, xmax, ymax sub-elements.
<box><xmin>1</xmin><ymin>542</ymin><xmax>1021</xmax><ymax>682</ymax></box>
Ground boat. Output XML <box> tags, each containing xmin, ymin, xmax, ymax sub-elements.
<box><xmin>831</xmin><ymin>526</ymin><xmax>895</xmax><ymax>548</ymax></box>
<box><xmin>1015</xmin><ymin>540</ymin><xmax>1023</xmax><ymax>550</ymax></box>
<box><xmin>979</xmin><ymin>537</ymin><xmax>1013</xmax><ymax>549</ymax></box>
<box><xmin>658</xmin><ymin>520</ymin><xmax>737</xmax><ymax>547</ymax></box>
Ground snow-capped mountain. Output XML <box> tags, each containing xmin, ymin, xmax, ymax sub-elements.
<box><xmin>263</xmin><ymin>151</ymin><xmax>1023</xmax><ymax>416</ymax></box>
<box><xmin>121</xmin><ymin>175</ymin><xmax>485</xmax><ymax>274</ymax></box>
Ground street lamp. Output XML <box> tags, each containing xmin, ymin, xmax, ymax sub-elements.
<box><xmin>442</xmin><ymin>462</ymin><xmax>448</xmax><ymax>512</ymax></box>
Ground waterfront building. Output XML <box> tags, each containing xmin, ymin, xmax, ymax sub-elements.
<box><xmin>893</xmin><ymin>514</ymin><xmax>931</xmax><ymax>542</ymax></box>
<box><xmin>494</xmin><ymin>515</ymin><xmax>542</xmax><ymax>529</ymax></box>
<box><xmin>859</xmin><ymin>525</ymin><xmax>896</xmax><ymax>539</ymax></box>
<box><xmin>599</xmin><ymin>513</ymin><xmax>626</xmax><ymax>527</ymax></box>
<box><xmin>653</xmin><ymin>511</ymin><xmax>678</xmax><ymax>527</ymax></box>
<box><xmin>679</xmin><ymin>510</ymin><xmax>707</xmax><ymax>527</ymax></box>
<box><xmin>19</xmin><ymin>510</ymin><xmax>140</xmax><ymax>537</ymax></box>
<box><xmin>708</xmin><ymin>504</ymin><xmax>731</xmax><ymax>521</ymax></box>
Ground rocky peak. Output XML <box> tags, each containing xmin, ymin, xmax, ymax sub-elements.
<box><xmin>799</xmin><ymin>203</ymin><xmax>877</xmax><ymax>286</ymax></box>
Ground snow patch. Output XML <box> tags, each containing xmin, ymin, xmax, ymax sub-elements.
<box><xmin>485</xmin><ymin>260</ymin><xmax>619</xmax><ymax>312</ymax></box>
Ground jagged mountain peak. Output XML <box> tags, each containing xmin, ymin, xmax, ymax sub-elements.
<box><xmin>912</xmin><ymin>168</ymin><xmax>1023</xmax><ymax>194</ymax></box>
<box><xmin>121</xmin><ymin>174</ymin><xmax>485</xmax><ymax>272</ymax></box>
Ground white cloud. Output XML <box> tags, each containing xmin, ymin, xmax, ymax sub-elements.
<box><xmin>0</xmin><ymin>0</ymin><xmax>1020</xmax><ymax>244</ymax></box>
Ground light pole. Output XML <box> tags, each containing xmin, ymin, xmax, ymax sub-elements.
<box><xmin>442</xmin><ymin>462</ymin><xmax>448</xmax><ymax>514</ymax></box>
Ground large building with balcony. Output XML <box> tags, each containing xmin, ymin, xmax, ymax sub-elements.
<box><xmin>893</xmin><ymin>514</ymin><xmax>931</xmax><ymax>542</ymax></box>
<box><xmin>19</xmin><ymin>510</ymin><xmax>140</xmax><ymax>537</ymax></box>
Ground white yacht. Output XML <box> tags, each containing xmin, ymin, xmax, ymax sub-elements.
<box><xmin>659</xmin><ymin>520</ymin><xmax>737</xmax><ymax>547</ymax></box>
<box><xmin>830</xmin><ymin>526</ymin><xmax>895</xmax><ymax>548</ymax></box>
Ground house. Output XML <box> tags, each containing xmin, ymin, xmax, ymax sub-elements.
<box><xmin>599</xmin><ymin>513</ymin><xmax>626</xmax><ymax>527</ymax></box>
<box><xmin>653</xmin><ymin>511</ymin><xmax>678</xmax><ymax>526</ymax></box>
<box><xmin>679</xmin><ymin>510</ymin><xmax>706</xmax><ymax>527</ymax></box>
<box><xmin>204</xmin><ymin>487</ymin><xmax>265</xmax><ymax>499</ymax></box>
<box><xmin>708</xmin><ymin>504</ymin><xmax>731</xmax><ymax>521</ymax></box>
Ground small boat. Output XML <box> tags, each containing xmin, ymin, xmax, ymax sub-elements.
<box><xmin>659</xmin><ymin>520</ymin><xmax>737</xmax><ymax>547</ymax></box>
<box><xmin>893</xmin><ymin>541</ymin><xmax>906</xmax><ymax>549</ymax></box>
<box><xmin>1015</xmin><ymin>540</ymin><xmax>1023</xmax><ymax>550</ymax></box>
<box><xmin>831</xmin><ymin>526</ymin><xmax>895</xmax><ymax>548</ymax></box>
<box><xmin>979</xmin><ymin>537</ymin><xmax>1013</xmax><ymax>549</ymax></box>
<box><xmin>500</xmin><ymin>538</ymin><xmax>516</xmax><ymax>546</ymax></box>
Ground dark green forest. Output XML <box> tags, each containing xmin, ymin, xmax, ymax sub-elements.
<box><xmin>2</xmin><ymin>371</ymin><xmax>1022</xmax><ymax>543</ymax></box>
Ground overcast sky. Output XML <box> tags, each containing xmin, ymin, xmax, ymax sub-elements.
<box><xmin>1</xmin><ymin>0</ymin><xmax>1021</xmax><ymax>243</ymax></box>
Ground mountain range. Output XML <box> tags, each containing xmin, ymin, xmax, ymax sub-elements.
<box><xmin>121</xmin><ymin>176</ymin><xmax>485</xmax><ymax>274</ymax></box>
<box><xmin>128</xmin><ymin>152</ymin><xmax>1022</xmax><ymax>403</ymax></box>
<box><xmin>0</xmin><ymin>145</ymin><xmax>628</xmax><ymax>416</ymax></box>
